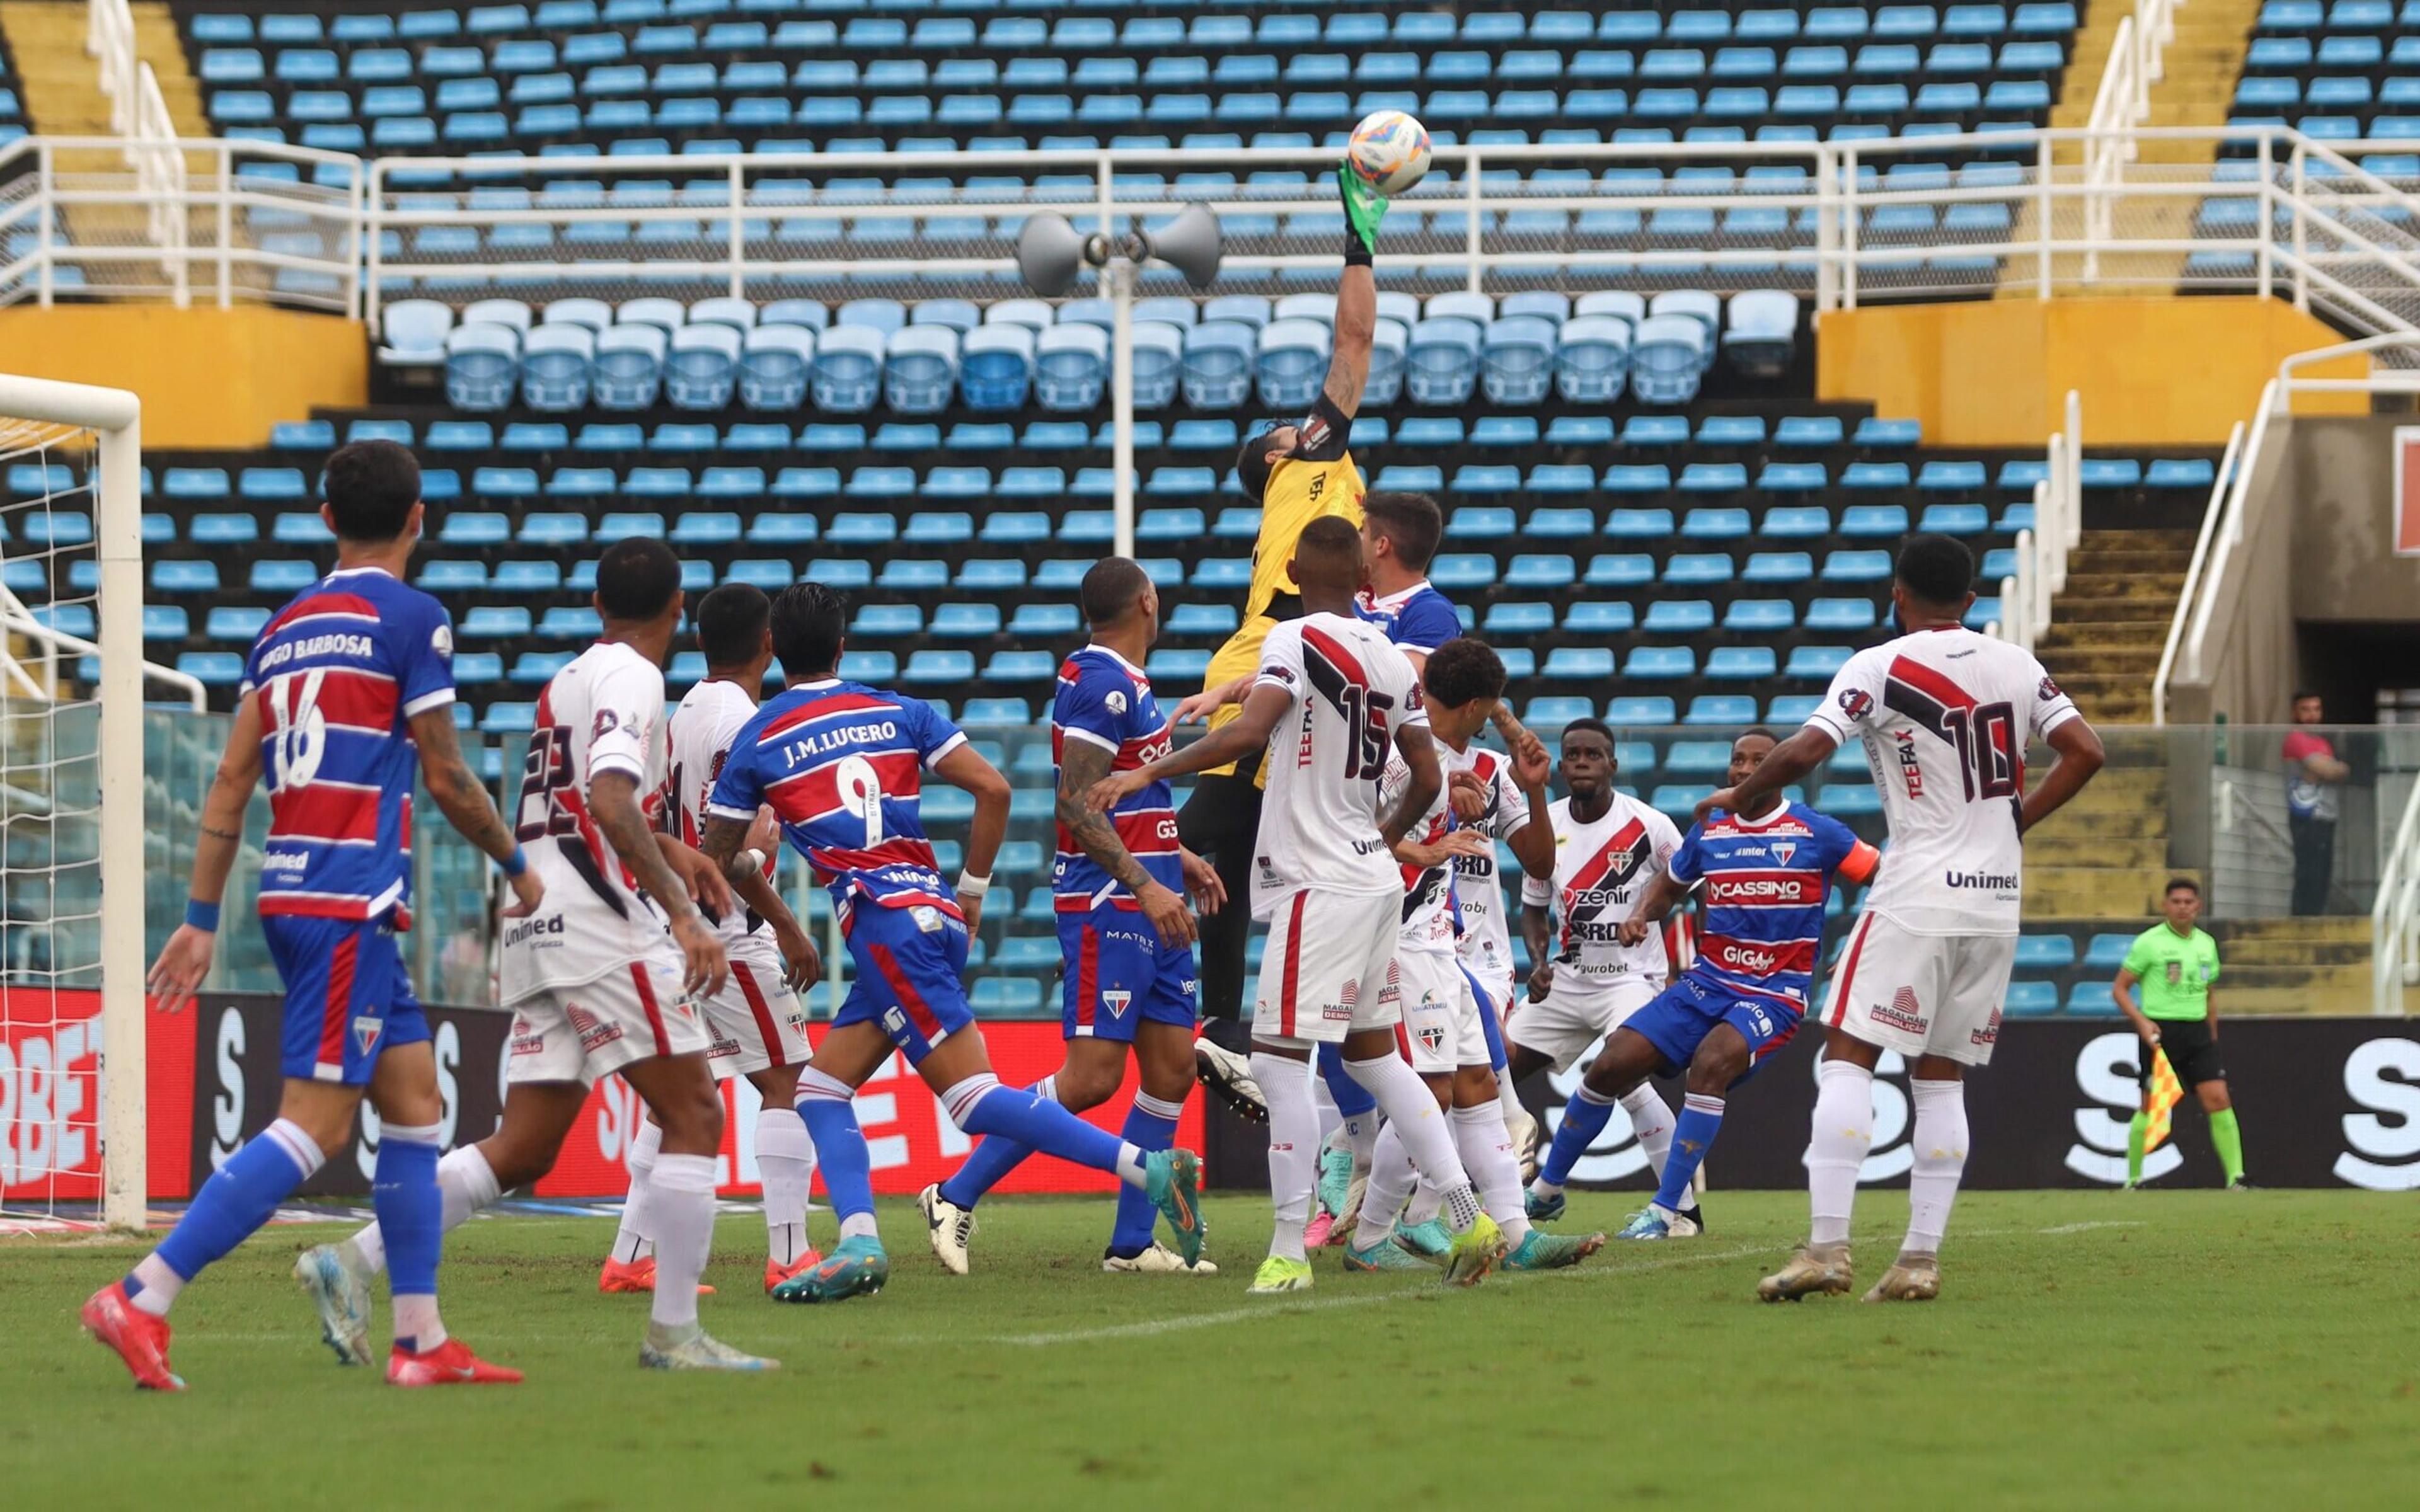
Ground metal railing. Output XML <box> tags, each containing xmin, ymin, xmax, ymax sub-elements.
<box><xmin>8</xmin><ymin>125</ymin><xmax>2420</xmax><ymax>331</ymax></box>
<box><xmin>2157</xmin><ymin>335</ymin><xmax>2420</xmax><ymax>728</ymax></box>
<box><xmin>1993</xmin><ymin>390</ymin><xmax>2080</xmax><ymax>652</ymax></box>
<box><xmin>2373</xmin><ymin>773</ymin><xmax>2420</xmax><ymax>1015</ymax></box>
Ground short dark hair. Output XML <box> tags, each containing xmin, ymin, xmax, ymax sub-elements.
<box><xmin>595</xmin><ymin>537</ymin><xmax>682</xmax><ymax>622</ymax></box>
<box><xmin>1363</xmin><ymin>492</ymin><xmax>1443</xmax><ymax>573</ymax></box>
<box><xmin>1896</xmin><ymin>532</ymin><xmax>1976</xmax><ymax>607</ymax></box>
<box><xmin>1080</xmin><ymin>557</ymin><xmax>1151</xmax><ymax>629</ymax></box>
<box><xmin>2165</xmin><ymin>877</ymin><xmax>2201</xmax><ymax>898</ymax></box>
<box><xmin>1422</xmin><ymin>637</ymin><xmax>1506</xmax><ymax>711</ymax></box>
<box><xmin>1293</xmin><ymin>513</ymin><xmax>1364</xmax><ymax>590</ymax></box>
<box><xmin>770</xmin><ymin>581</ymin><xmax>848</xmax><ymax>679</ymax></box>
<box><xmin>321</xmin><ymin>440</ymin><xmax>420</xmax><ymax>543</ymax></box>
<box><xmin>1235</xmin><ymin>425</ymin><xmax>1282</xmax><ymax>504</ymax></box>
<box><xmin>1561</xmin><ymin>716</ymin><xmax>1615</xmax><ymax>748</ymax></box>
<box><xmin>1735</xmin><ymin>725</ymin><xmax>1778</xmax><ymax>746</ymax></box>
<box><xmin>2292</xmin><ymin>689</ymin><xmax>2322</xmax><ymax>704</ymax></box>
<box><xmin>695</xmin><ymin>582</ymin><xmax>770</xmax><ymax>668</ymax></box>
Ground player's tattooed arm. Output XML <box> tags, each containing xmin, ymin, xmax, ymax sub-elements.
<box><xmin>1700</xmin><ymin>726</ymin><xmax>1836</xmax><ymax>825</ymax></box>
<box><xmin>1521</xmin><ymin>902</ymin><xmax>1555</xmax><ymax>1002</ymax></box>
<box><xmin>411</xmin><ymin>709</ymin><xmax>547</xmax><ymax>917</ymax></box>
<box><xmin>1088</xmin><ymin>682</ymin><xmax>1293</xmax><ymax>810</ymax></box>
<box><xmin>591</xmin><ymin>770</ymin><xmax>729</xmax><ymax>998</ymax></box>
<box><xmin>1616</xmin><ymin>871</ymin><xmax>1691</xmax><ymax>948</ymax></box>
<box><xmin>715</xmin><ymin>806</ymin><xmax>822</xmax><ymax>992</ymax></box>
<box><xmin>698</xmin><ymin>811</ymin><xmax>751</xmax><ymax>874</ymax></box>
<box><xmin>1058</xmin><ymin>738</ymin><xmax>1197</xmax><ymax>948</ymax></box>
<box><xmin>147</xmin><ymin>697</ymin><xmax>268</xmax><ymax>1012</ymax></box>
<box><xmin>1377</xmin><ymin>721</ymin><xmax>1443</xmax><ymax>850</ymax></box>
<box><xmin>1322</xmin><ymin>261</ymin><xmax>1376</xmax><ymax>416</ymax></box>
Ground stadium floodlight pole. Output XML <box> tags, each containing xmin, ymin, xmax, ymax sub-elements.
<box><xmin>0</xmin><ymin>374</ymin><xmax>145</xmax><ymax>1230</ymax></box>
<box><xmin>1016</xmin><ymin>204</ymin><xmax>1223</xmax><ymax>559</ymax></box>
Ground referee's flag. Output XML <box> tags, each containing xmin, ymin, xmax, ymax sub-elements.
<box><xmin>2145</xmin><ymin>1048</ymin><xmax>2184</xmax><ymax>1151</ymax></box>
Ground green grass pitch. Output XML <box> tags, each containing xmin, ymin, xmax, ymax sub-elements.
<box><xmin>10</xmin><ymin>1190</ymin><xmax>2417</xmax><ymax>1509</ymax></box>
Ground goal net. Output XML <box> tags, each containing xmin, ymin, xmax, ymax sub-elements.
<box><xmin>0</xmin><ymin>375</ymin><xmax>146</xmax><ymax>1233</ymax></box>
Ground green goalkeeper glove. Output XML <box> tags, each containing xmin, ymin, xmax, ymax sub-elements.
<box><xmin>1338</xmin><ymin>164</ymin><xmax>1388</xmax><ymax>265</ymax></box>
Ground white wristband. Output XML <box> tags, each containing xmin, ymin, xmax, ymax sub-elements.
<box><xmin>955</xmin><ymin>870</ymin><xmax>991</xmax><ymax>898</ymax></box>
<box><xmin>739</xmin><ymin>847</ymin><xmax>768</xmax><ymax>876</ymax></box>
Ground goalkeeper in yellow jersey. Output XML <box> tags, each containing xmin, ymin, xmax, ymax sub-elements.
<box><xmin>1173</xmin><ymin>161</ymin><xmax>1390</xmax><ymax>1109</ymax></box>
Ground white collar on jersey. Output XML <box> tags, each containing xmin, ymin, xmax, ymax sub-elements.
<box><xmin>1724</xmin><ymin>799</ymin><xmax>1796</xmax><ymax>829</ymax></box>
<box><xmin>1359</xmin><ymin>578</ymin><xmax>1435</xmax><ymax>612</ymax></box>
<box><xmin>323</xmin><ymin>565</ymin><xmax>398</xmax><ymax>582</ymax></box>
<box><xmin>789</xmin><ymin>677</ymin><xmax>843</xmax><ymax>690</ymax></box>
<box><xmin>1080</xmin><ymin>643</ymin><xmax>1146</xmax><ymax>678</ymax></box>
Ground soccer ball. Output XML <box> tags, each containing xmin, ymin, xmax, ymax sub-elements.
<box><xmin>1348</xmin><ymin>110</ymin><xmax>1432</xmax><ymax>198</ymax></box>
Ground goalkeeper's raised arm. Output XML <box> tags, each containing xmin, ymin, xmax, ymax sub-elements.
<box><xmin>1178</xmin><ymin>160</ymin><xmax>1394</xmax><ymax>1074</ymax></box>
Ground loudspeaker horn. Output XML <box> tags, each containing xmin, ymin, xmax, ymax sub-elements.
<box><xmin>1015</xmin><ymin>213</ymin><xmax>1091</xmax><ymax>298</ymax></box>
<box><xmin>1139</xmin><ymin>202</ymin><xmax>1223</xmax><ymax>289</ymax></box>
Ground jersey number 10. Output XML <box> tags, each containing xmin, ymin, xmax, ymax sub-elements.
<box><xmin>1932</xmin><ymin>700</ymin><xmax>2020</xmax><ymax>802</ymax></box>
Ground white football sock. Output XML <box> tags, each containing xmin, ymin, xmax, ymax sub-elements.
<box><xmin>1402</xmin><ymin>1178</ymin><xmax>1443</xmax><ymax>1227</ymax></box>
<box><xmin>1359</xmin><ymin>1123</ymin><xmax>1416</xmax><ymax>1244</ymax></box>
<box><xmin>1311</xmin><ymin>1071</ymin><xmax>1342</xmax><ymax>1145</ymax></box>
<box><xmin>392</xmin><ymin>1293</ymin><xmax>445</xmax><ymax>1352</ymax></box>
<box><xmin>344</xmin><ymin>1143</ymin><xmax>498</xmax><ymax>1278</ymax></box>
<box><xmin>1338</xmin><ymin>1109</ymin><xmax>1380</xmax><ymax>1171</ymax></box>
<box><xmin>611</xmin><ymin>1120</ymin><xmax>663</xmax><ymax>1264</ymax></box>
<box><xmin>1805</xmin><ymin>1058</ymin><xmax>1876</xmax><ymax>1247</ymax></box>
<box><xmin>645</xmin><ymin>1152</ymin><xmax>717</xmax><ymax>1329</ymax></box>
<box><xmin>756</xmin><ymin>1107</ymin><xmax>816</xmax><ymax>1266</ymax></box>
<box><xmin>1255</xmin><ymin>1051</ymin><xmax>1319</xmax><ymax>1262</ymax></box>
<box><xmin>1451</xmin><ymin>1102</ymin><xmax>1530</xmax><ymax>1246</ymax></box>
<box><xmin>1621</xmin><ymin>1085</ymin><xmax>1676</xmax><ymax>1188</ymax></box>
<box><xmin>128</xmin><ymin>1254</ymin><xmax>184</xmax><ymax>1317</ymax></box>
<box><xmin>1905</xmin><ymin>1079</ymin><xmax>1968</xmax><ymax>1257</ymax></box>
<box><xmin>1343</xmin><ymin>1053</ymin><xmax>1478</xmax><ymax>1231</ymax></box>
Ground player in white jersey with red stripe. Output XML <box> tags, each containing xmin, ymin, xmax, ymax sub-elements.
<box><xmin>1088</xmin><ymin>516</ymin><xmax>1507</xmax><ymax>1294</ymax></box>
<box><xmin>1708</xmin><ymin>534</ymin><xmax>2104</xmax><ymax>1305</ymax></box>
<box><xmin>1343</xmin><ymin>639</ymin><xmax>1605</xmax><ymax>1276</ymax></box>
<box><xmin>1507</xmin><ymin>720</ymin><xmax>1694</xmax><ymax>1215</ymax></box>
<box><xmin>305</xmin><ymin>541</ymin><xmax>779</xmax><ymax>1373</ymax></box>
<box><xmin>599</xmin><ymin>583</ymin><xmax>828</xmax><ymax>1297</ymax></box>
<box><xmin>1441</xmin><ymin>700</ymin><xmax>1558</xmax><ymax>1171</ymax></box>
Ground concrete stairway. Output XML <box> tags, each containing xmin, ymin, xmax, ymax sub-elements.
<box><xmin>2032</xmin><ymin>527</ymin><xmax>2195</xmax><ymax>726</ymax></box>
<box><xmin>0</xmin><ymin>0</ymin><xmax>216</xmax><ymax>287</ymax></box>
<box><xmin>2002</xmin><ymin>0</ymin><xmax>2264</xmax><ymax>295</ymax></box>
<box><xmin>2205</xmin><ymin>915</ymin><xmax>2373</xmax><ymax>1016</ymax></box>
<box><xmin>2025</xmin><ymin>763</ymin><xmax>2181</xmax><ymax>918</ymax></box>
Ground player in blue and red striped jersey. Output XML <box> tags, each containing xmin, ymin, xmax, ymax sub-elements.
<box><xmin>698</xmin><ymin>583</ymin><xmax>1207</xmax><ymax>1303</ymax></box>
<box><xmin>1527</xmin><ymin>728</ymin><xmax>1881</xmax><ymax>1242</ymax></box>
<box><xmin>914</xmin><ymin>559</ymin><xmax>1226</xmax><ymax>1278</ymax></box>
<box><xmin>90</xmin><ymin>441</ymin><xmax>534</xmax><ymax>1391</ymax></box>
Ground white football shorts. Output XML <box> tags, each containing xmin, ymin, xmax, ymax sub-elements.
<box><xmin>1252</xmin><ymin>887</ymin><xmax>1402</xmax><ymax>1045</ymax></box>
<box><xmin>1819</xmin><ymin>910</ymin><xmax>2018</xmax><ymax>1067</ymax></box>
<box><xmin>1397</xmin><ymin>948</ymin><xmax>1492</xmax><ymax>1075</ymax></box>
<box><xmin>1505</xmin><ymin>971</ymin><xmax>1660</xmax><ymax>1073</ymax></box>
<box><xmin>505</xmin><ymin>944</ymin><xmax>711</xmax><ymax>1085</ymax></box>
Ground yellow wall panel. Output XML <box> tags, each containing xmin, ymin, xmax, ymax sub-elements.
<box><xmin>0</xmin><ymin>306</ymin><xmax>365</xmax><ymax>448</ymax></box>
<box><xmin>1818</xmin><ymin>297</ymin><xmax>2364</xmax><ymax>445</ymax></box>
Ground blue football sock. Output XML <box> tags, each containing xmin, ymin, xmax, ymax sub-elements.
<box><xmin>1473</xmin><ymin>976</ymin><xmax>1509</xmax><ymax>1075</ymax></box>
<box><xmin>1109</xmin><ymin>1092</ymin><xmax>1184</xmax><ymax>1256</ymax></box>
<box><xmin>939</xmin><ymin>1134</ymin><xmax>1033</xmax><ymax>1209</ymax></box>
<box><xmin>149</xmin><ymin>1118</ymin><xmax>323</xmax><ymax>1288</ymax></box>
<box><xmin>1538</xmin><ymin>1085</ymin><xmax>1616</xmax><ymax>1189</ymax></box>
<box><xmin>940</xmin><ymin>1074</ymin><xmax>1059</xmax><ymax>1207</ymax></box>
<box><xmin>943</xmin><ymin>1075</ymin><xmax>1131</xmax><ymax>1180</ymax></box>
<box><xmin>1656</xmin><ymin>1094</ymin><xmax>1724</xmax><ymax>1215</ymax></box>
<box><xmin>795</xmin><ymin>1070</ymin><xmax>876</xmax><ymax>1233</ymax></box>
<box><xmin>1318</xmin><ymin>1042</ymin><xmax>1377</xmax><ymax>1119</ymax></box>
<box><xmin>374</xmin><ymin>1124</ymin><xmax>444</xmax><ymax>1350</ymax></box>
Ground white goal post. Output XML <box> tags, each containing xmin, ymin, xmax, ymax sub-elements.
<box><xmin>0</xmin><ymin>375</ymin><xmax>146</xmax><ymax>1231</ymax></box>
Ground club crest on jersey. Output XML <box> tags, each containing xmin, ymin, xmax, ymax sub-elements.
<box><xmin>1105</xmin><ymin>690</ymin><xmax>1127</xmax><ymax>714</ymax></box>
<box><xmin>430</xmin><ymin>624</ymin><xmax>454</xmax><ymax>659</ymax></box>
<box><xmin>1416</xmin><ymin>1022</ymin><xmax>1446</xmax><ymax>1052</ymax></box>
<box><xmin>592</xmin><ymin>708</ymin><xmax>619</xmax><ymax>740</ymax></box>
<box><xmin>1102</xmin><ymin>990</ymin><xmax>1132</xmax><ymax>1019</ymax></box>
<box><xmin>2039</xmin><ymin>675</ymin><xmax>2063</xmax><ymax>702</ymax></box>
<box><xmin>1838</xmin><ymin>688</ymin><xmax>1874</xmax><ymax>721</ymax></box>
<box><xmin>1769</xmin><ymin>840</ymin><xmax>1797</xmax><ymax>868</ymax></box>
<box><xmin>352</xmin><ymin>1016</ymin><xmax>383</xmax><ymax>1057</ymax></box>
